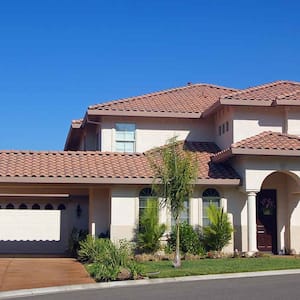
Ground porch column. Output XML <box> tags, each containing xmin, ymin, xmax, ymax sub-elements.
<box><xmin>247</xmin><ymin>191</ymin><xmax>257</xmax><ymax>253</ymax></box>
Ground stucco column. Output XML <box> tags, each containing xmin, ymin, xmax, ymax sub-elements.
<box><xmin>247</xmin><ymin>191</ymin><xmax>257</xmax><ymax>253</ymax></box>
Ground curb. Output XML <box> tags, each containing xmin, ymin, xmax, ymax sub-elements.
<box><xmin>1</xmin><ymin>269</ymin><xmax>300</xmax><ymax>299</ymax></box>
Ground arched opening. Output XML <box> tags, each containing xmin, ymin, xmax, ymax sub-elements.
<box><xmin>258</xmin><ymin>171</ymin><xmax>300</xmax><ymax>254</ymax></box>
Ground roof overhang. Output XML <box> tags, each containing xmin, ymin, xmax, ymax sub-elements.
<box><xmin>0</xmin><ymin>177</ymin><xmax>240</xmax><ymax>186</ymax></box>
<box><xmin>87</xmin><ymin>109</ymin><xmax>202</xmax><ymax>119</ymax></box>
<box><xmin>212</xmin><ymin>148</ymin><xmax>300</xmax><ymax>163</ymax></box>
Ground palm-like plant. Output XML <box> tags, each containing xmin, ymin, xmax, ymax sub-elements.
<box><xmin>203</xmin><ymin>204</ymin><xmax>233</xmax><ymax>252</ymax></box>
<box><xmin>147</xmin><ymin>137</ymin><xmax>196</xmax><ymax>267</ymax></box>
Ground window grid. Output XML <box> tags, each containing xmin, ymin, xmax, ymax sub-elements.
<box><xmin>115</xmin><ymin>123</ymin><xmax>136</xmax><ymax>153</ymax></box>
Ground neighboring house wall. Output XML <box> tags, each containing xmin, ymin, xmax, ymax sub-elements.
<box><xmin>100</xmin><ymin>116</ymin><xmax>215</xmax><ymax>152</ymax></box>
<box><xmin>233</xmin><ymin>107</ymin><xmax>284</xmax><ymax>144</ymax></box>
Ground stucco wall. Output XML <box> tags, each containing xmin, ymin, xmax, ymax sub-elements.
<box><xmin>233</xmin><ymin>107</ymin><xmax>284</xmax><ymax>143</ymax></box>
<box><xmin>214</xmin><ymin>107</ymin><xmax>234</xmax><ymax>150</ymax></box>
<box><xmin>287</xmin><ymin>108</ymin><xmax>300</xmax><ymax>136</ymax></box>
<box><xmin>100</xmin><ymin>116</ymin><xmax>214</xmax><ymax>152</ymax></box>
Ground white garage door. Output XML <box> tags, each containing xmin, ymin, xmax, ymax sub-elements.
<box><xmin>0</xmin><ymin>202</ymin><xmax>69</xmax><ymax>254</ymax></box>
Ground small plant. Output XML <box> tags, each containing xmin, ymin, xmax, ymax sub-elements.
<box><xmin>168</xmin><ymin>222</ymin><xmax>205</xmax><ymax>255</ymax></box>
<box><xmin>137</xmin><ymin>198</ymin><xmax>166</xmax><ymax>253</ymax></box>
<box><xmin>202</xmin><ymin>204</ymin><xmax>233</xmax><ymax>252</ymax></box>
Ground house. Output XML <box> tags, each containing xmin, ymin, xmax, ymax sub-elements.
<box><xmin>0</xmin><ymin>80</ymin><xmax>300</xmax><ymax>255</ymax></box>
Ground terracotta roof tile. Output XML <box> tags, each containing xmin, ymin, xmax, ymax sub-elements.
<box><xmin>220</xmin><ymin>81</ymin><xmax>300</xmax><ymax>104</ymax></box>
<box><xmin>0</xmin><ymin>142</ymin><xmax>240</xmax><ymax>184</ymax></box>
<box><xmin>213</xmin><ymin>131</ymin><xmax>300</xmax><ymax>162</ymax></box>
<box><xmin>88</xmin><ymin>84</ymin><xmax>237</xmax><ymax>117</ymax></box>
<box><xmin>232</xmin><ymin>131</ymin><xmax>300</xmax><ymax>150</ymax></box>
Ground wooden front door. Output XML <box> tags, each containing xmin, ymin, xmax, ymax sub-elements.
<box><xmin>256</xmin><ymin>189</ymin><xmax>277</xmax><ymax>253</ymax></box>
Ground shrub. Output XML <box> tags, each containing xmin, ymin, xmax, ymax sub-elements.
<box><xmin>137</xmin><ymin>198</ymin><xmax>166</xmax><ymax>253</ymax></box>
<box><xmin>78</xmin><ymin>236</ymin><xmax>141</xmax><ymax>281</ymax></box>
<box><xmin>202</xmin><ymin>205</ymin><xmax>233</xmax><ymax>252</ymax></box>
<box><xmin>168</xmin><ymin>222</ymin><xmax>204</xmax><ymax>255</ymax></box>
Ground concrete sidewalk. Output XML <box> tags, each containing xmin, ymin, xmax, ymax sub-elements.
<box><xmin>0</xmin><ymin>258</ymin><xmax>94</xmax><ymax>292</ymax></box>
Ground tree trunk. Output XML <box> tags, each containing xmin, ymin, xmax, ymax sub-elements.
<box><xmin>173</xmin><ymin>217</ymin><xmax>181</xmax><ymax>268</ymax></box>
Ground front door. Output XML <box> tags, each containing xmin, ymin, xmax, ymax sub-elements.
<box><xmin>256</xmin><ymin>189</ymin><xmax>277</xmax><ymax>253</ymax></box>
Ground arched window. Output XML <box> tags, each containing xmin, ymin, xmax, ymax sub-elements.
<box><xmin>19</xmin><ymin>203</ymin><xmax>27</xmax><ymax>209</ymax></box>
<box><xmin>202</xmin><ymin>188</ymin><xmax>220</xmax><ymax>226</ymax></box>
<box><xmin>32</xmin><ymin>203</ymin><xmax>40</xmax><ymax>210</ymax></box>
<box><xmin>45</xmin><ymin>204</ymin><xmax>54</xmax><ymax>210</ymax></box>
<box><xmin>139</xmin><ymin>188</ymin><xmax>157</xmax><ymax>228</ymax></box>
<box><xmin>58</xmin><ymin>204</ymin><xmax>66</xmax><ymax>210</ymax></box>
<box><xmin>6</xmin><ymin>203</ymin><xmax>14</xmax><ymax>209</ymax></box>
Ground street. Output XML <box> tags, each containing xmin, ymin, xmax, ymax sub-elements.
<box><xmin>15</xmin><ymin>274</ymin><xmax>300</xmax><ymax>300</ymax></box>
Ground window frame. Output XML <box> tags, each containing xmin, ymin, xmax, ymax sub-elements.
<box><xmin>115</xmin><ymin>123</ymin><xmax>136</xmax><ymax>153</ymax></box>
<box><xmin>202</xmin><ymin>188</ymin><xmax>221</xmax><ymax>227</ymax></box>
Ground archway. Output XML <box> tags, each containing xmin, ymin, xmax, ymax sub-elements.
<box><xmin>259</xmin><ymin>171</ymin><xmax>300</xmax><ymax>254</ymax></box>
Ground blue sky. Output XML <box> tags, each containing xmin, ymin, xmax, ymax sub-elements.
<box><xmin>0</xmin><ymin>0</ymin><xmax>299</xmax><ymax>150</ymax></box>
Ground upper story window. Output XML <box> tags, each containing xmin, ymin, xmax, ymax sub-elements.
<box><xmin>202</xmin><ymin>188</ymin><xmax>220</xmax><ymax>226</ymax></box>
<box><xmin>115</xmin><ymin>123</ymin><xmax>136</xmax><ymax>152</ymax></box>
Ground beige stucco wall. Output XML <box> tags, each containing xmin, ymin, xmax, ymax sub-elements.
<box><xmin>233</xmin><ymin>107</ymin><xmax>284</xmax><ymax>144</ymax></box>
<box><xmin>109</xmin><ymin>185</ymin><xmax>242</xmax><ymax>253</ymax></box>
<box><xmin>287</xmin><ymin>108</ymin><xmax>300</xmax><ymax>136</ymax></box>
<box><xmin>100</xmin><ymin>116</ymin><xmax>214</xmax><ymax>152</ymax></box>
<box><xmin>214</xmin><ymin>107</ymin><xmax>234</xmax><ymax>150</ymax></box>
<box><xmin>89</xmin><ymin>188</ymin><xmax>110</xmax><ymax>237</ymax></box>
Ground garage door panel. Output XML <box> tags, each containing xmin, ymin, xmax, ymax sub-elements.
<box><xmin>0</xmin><ymin>210</ymin><xmax>61</xmax><ymax>241</ymax></box>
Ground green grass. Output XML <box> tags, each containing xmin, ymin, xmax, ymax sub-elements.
<box><xmin>139</xmin><ymin>257</ymin><xmax>300</xmax><ymax>278</ymax></box>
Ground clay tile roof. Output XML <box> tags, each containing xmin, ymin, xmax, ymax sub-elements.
<box><xmin>212</xmin><ymin>131</ymin><xmax>300</xmax><ymax>162</ymax></box>
<box><xmin>220</xmin><ymin>81</ymin><xmax>300</xmax><ymax>105</ymax></box>
<box><xmin>146</xmin><ymin>141</ymin><xmax>240</xmax><ymax>181</ymax></box>
<box><xmin>0</xmin><ymin>142</ymin><xmax>240</xmax><ymax>185</ymax></box>
<box><xmin>71</xmin><ymin>119</ymin><xmax>83</xmax><ymax>128</ymax></box>
<box><xmin>88</xmin><ymin>84</ymin><xmax>237</xmax><ymax>118</ymax></box>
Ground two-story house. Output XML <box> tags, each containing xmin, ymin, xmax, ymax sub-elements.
<box><xmin>0</xmin><ymin>80</ymin><xmax>300</xmax><ymax>255</ymax></box>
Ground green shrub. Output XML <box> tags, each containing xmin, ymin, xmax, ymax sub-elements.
<box><xmin>168</xmin><ymin>222</ymin><xmax>204</xmax><ymax>255</ymax></box>
<box><xmin>79</xmin><ymin>236</ymin><xmax>141</xmax><ymax>281</ymax></box>
<box><xmin>202</xmin><ymin>205</ymin><xmax>233</xmax><ymax>252</ymax></box>
<box><xmin>137</xmin><ymin>198</ymin><xmax>166</xmax><ymax>253</ymax></box>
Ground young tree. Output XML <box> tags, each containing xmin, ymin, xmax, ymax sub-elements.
<box><xmin>147</xmin><ymin>137</ymin><xmax>197</xmax><ymax>267</ymax></box>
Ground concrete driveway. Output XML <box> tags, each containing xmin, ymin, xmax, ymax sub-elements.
<box><xmin>0</xmin><ymin>258</ymin><xmax>95</xmax><ymax>291</ymax></box>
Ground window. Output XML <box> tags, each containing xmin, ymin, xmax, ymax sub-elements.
<box><xmin>19</xmin><ymin>203</ymin><xmax>27</xmax><ymax>209</ymax></box>
<box><xmin>32</xmin><ymin>204</ymin><xmax>40</xmax><ymax>209</ymax></box>
<box><xmin>115</xmin><ymin>123</ymin><xmax>136</xmax><ymax>152</ymax></box>
<box><xmin>139</xmin><ymin>188</ymin><xmax>157</xmax><ymax>228</ymax></box>
<box><xmin>202</xmin><ymin>188</ymin><xmax>220</xmax><ymax>226</ymax></box>
<box><xmin>6</xmin><ymin>203</ymin><xmax>14</xmax><ymax>209</ymax></box>
<box><xmin>58</xmin><ymin>204</ymin><xmax>66</xmax><ymax>210</ymax></box>
<box><xmin>171</xmin><ymin>198</ymin><xmax>189</xmax><ymax>226</ymax></box>
<box><xmin>45</xmin><ymin>204</ymin><xmax>54</xmax><ymax>210</ymax></box>
<box><xmin>218</xmin><ymin>125</ymin><xmax>221</xmax><ymax>136</ymax></box>
<box><xmin>226</xmin><ymin>121</ymin><xmax>229</xmax><ymax>132</ymax></box>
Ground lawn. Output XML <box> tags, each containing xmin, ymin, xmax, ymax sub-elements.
<box><xmin>139</xmin><ymin>257</ymin><xmax>300</xmax><ymax>278</ymax></box>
